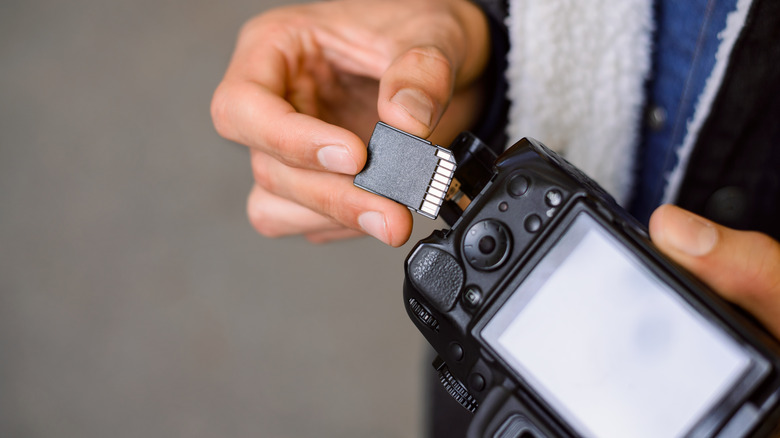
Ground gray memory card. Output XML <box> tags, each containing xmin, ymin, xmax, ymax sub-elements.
<box><xmin>354</xmin><ymin>122</ymin><xmax>456</xmax><ymax>219</ymax></box>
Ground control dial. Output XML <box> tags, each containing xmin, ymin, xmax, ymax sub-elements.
<box><xmin>463</xmin><ymin>219</ymin><xmax>511</xmax><ymax>270</ymax></box>
<box><xmin>433</xmin><ymin>356</ymin><xmax>478</xmax><ymax>413</ymax></box>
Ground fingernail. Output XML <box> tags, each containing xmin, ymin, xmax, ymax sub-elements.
<box><xmin>358</xmin><ymin>211</ymin><xmax>389</xmax><ymax>244</ymax></box>
<box><xmin>391</xmin><ymin>88</ymin><xmax>433</xmax><ymax>127</ymax></box>
<box><xmin>317</xmin><ymin>146</ymin><xmax>358</xmax><ymax>174</ymax></box>
<box><xmin>666</xmin><ymin>210</ymin><xmax>719</xmax><ymax>256</ymax></box>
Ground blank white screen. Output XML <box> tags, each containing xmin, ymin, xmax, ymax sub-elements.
<box><xmin>482</xmin><ymin>214</ymin><xmax>751</xmax><ymax>438</ymax></box>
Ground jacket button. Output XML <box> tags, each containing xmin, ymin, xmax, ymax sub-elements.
<box><xmin>646</xmin><ymin>105</ymin><xmax>666</xmax><ymax>131</ymax></box>
<box><xmin>704</xmin><ymin>186</ymin><xmax>747</xmax><ymax>224</ymax></box>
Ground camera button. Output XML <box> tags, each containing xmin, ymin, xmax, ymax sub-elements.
<box><xmin>449</xmin><ymin>343</ymin><xmax>465</xmax><ymax>362</ymax></box>
<box><xmin>463</xmin><ymin>286</ymin><xmax>482</xmax><ymax>308</ymax></box>
<box><xmin>468</xmin><ymin>373</ymin><xmax>486</xmax><ymax>392</ymax></box>
<box><xmin>545</xmin><ymin>189</ymin><xmax>563</xmax><ymax>207</ymax></box>
<box><xmin>478</xmin><ymin>235</ymin><xmax>496</xmax><ymax>254</ymax></box>
<box><xmin>524</xmin><ymin>214</ymin><xmax>542</xmax><ymax>233</ymax></box>
<box><xmin>508</xmin><ymin>174</ymin><xmax>530</xmax><ymax>198</ymax></box>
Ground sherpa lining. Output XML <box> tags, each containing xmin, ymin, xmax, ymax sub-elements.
<box><xmin>504</xmin><ymin>0</ymin><xmax>653</xmax><ymax>205</ymax></box>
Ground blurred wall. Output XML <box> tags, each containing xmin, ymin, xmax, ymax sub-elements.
<box><xmin>0</xmin><ymin>0</ymin><xmax>431</xmax><ymax>436</ymax></box>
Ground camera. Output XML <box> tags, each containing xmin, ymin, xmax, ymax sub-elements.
<box><xmin>403</xmin><ymin>133</ymin><xmax>780</xmax><ymax>437</ymax></box>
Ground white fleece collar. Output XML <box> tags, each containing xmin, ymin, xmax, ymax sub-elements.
<box><xmin>504</xmin><ymin>0</ymin><xmax>654</xmax><ymax>205</ymax></box>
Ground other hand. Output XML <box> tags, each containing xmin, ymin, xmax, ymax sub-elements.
<box><xmin>650</xmin><ymin>204</ymin><xmax>780</xmax><ymax>339</ymax></box>
<box><xmin>211</xmin><ymin>0</ymin><xmax>490</xmax><ymax>246</ymax></box>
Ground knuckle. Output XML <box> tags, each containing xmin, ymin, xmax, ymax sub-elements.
<box><xmin>272</xmin><ymin>114</ymin><xmax>317</xmax><ymax>169</ymax></box>
<box><xmin>410</xmin><ymin>45</ymin><xmax>449</xmax><ymax>62</ymax></box>
<box><xmin>238</xmin><ymin>10</ymin><xmax>283</xmax><ymax>41</ymax></box>
<box><xmin>250</xmin><ymin>153</ymin><xmax>279</xmax><ymax>193</ymax></box>
<box><xmin>238</xmin><ymin>8</ymin><xmax>308</xmax><ymax>52</ymax></box>
<box><xmin>210</xmin><ymin>84</ymin><xmax>233</xmax><ymax>139</ymax></box>
<box><xmin>407</xmin><ymin>46</ymin><xmax>454</xmax><ymax>76</ymax></box>
<box><xmin>246</xmin><ymin>192</ymin><xmax>286</xmax><ymax>238</ymax></box>
<box><xmin>316</xmin><ymin>184</ymin><xmax>350</xmax><ymax>225</ymax></box>
<box><xmin>320</xmin><ymin>190</ymin><xmax>340</xmax><ymax>221</ymax></box>
<box><xmin>272</xmin><ymin>120</ymin><xmax>297</xmax><ymax>161</ymax></box>
<box><xmin>741</xmin><ymin>232</ymin><xmax>780</xmax><ymax>299</ymax></box>
<box><xmin>397</xmin><ymin>46</ymin><xmax>455</xmax><ymax>104</ymax></box>
<box><xmin>237</xmin><ymin>15</ymin><xmax>263</xmax><ymax>41</ymax></box>
<box><xmin>247</xmin><ymin>209</ymin><xmax>282</xmax><ymax>238</ymax></box>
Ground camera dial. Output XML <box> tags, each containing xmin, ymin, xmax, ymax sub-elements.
<box><xmin>463</xmin><ymin>219</ymin><xmax>512</xmax><ymax>271</ymax></box>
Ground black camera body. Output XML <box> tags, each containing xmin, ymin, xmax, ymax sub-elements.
<box><xmin>403</xmin><ymin>134</ymin><xmax>780</xmax><ymax>437</ymax></box>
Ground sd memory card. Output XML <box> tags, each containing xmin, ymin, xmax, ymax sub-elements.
<box><xmin>354</xmin><ymin>122</ymin><xmax>457</xmax><ymax>219</ymax></box>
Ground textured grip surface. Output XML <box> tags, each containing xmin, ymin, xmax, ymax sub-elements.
<box><xmin>408</xmin><ymin>245</ymin><xmax>464</xmax><ymax>313</ymax></box>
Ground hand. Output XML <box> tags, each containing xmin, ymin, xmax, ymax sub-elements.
<box><xmin>211</xmin><ymin>0</ymin><xmax>490</xmax><ymax>246</ymax></box>
<box><xmin>649</xmin><ymin>204</ymin><xmax>780</xmax><ymax>339</ymax></box>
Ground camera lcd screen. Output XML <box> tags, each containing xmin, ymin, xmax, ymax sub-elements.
<box><xmin>481</xmin><ymin>212</ymin><xmax>754</xmax><ymax>438</ymax></box>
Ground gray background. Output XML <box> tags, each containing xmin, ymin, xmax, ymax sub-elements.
<box><xmin>0</xmin><ymin>0</ymin><xmax>437</xmax><ymax>436</ymax></box>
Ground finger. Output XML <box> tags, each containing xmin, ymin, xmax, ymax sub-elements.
<box><xmin>377</xmin><ymin>45</ymin><xmax>457</xmax><ymax>138</ymax></box>
<box><xmin>251</xmin><ymin>150</ymin><xmax>414</xmax><ymax>247</ymax></box>
<box><xmin>246</xmin><ymin>184</ymin><xmax>345</xmax><ymax>238</ymax></box>
<box><xmin>305</xmin><ymin>228</ymin><xmax>366</xmax><ymax>244</ymax></box>
<box><xmin>649</xmin><ymin>204</ymin><xmax>780</xmax><ymax>337</ymax></box>
<box><xmin>212</xmin><ymin>80</ymin><xmax>366</xmax><ymax>175</ymax></box>
<box><xmin>212</xmin><ymin>14</ymin><xmax>367</xmax><ymax>175</ymax></box>
<box><xmin>375</xmin><ymin>0</ymin><xmax>490</xmax><ymax>139</ymax></box>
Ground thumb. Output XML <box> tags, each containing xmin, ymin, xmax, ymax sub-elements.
<box><xmin>377</xmin><ymin>46</ymin><xmax>455</xmax><ymax>139</ymax></box>
<box><xmin>649</xmin><ymin>204</ymin><xmax>780</xmax><ymax>338</ymax></box>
